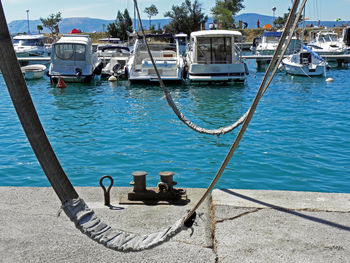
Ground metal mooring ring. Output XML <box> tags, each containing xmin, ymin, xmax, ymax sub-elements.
<box><xmin>99</xmin><ymin>175</ymin><xmax>114</xmax><ymax>206</ymax></box>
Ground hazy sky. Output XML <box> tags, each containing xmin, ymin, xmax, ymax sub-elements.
<box><xmin>2</xmin><ymin>0</ymin><xmax>349</xmax><ymax>23</ymax></box>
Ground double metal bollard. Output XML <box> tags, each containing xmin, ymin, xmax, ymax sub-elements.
<box><xmin>128</xmin><ymin>171</ymin><xmax>187</xmax><ymax>203</ymax></box>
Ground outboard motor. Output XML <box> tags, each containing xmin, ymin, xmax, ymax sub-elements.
<box><xmin>75</xmin><ymin>68</ymin><xmax>82</xmax><ymax>77</ymax></box>
<box><xmin>112</xmin><ymin>63</ymin><xmax>121</xmax><ymax>75</ymax></box>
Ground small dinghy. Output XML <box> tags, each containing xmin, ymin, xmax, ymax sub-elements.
<box><xmin>21</xmin><ymin>64</ymin><xmax>47</xmax><ymax>80</ymax></box>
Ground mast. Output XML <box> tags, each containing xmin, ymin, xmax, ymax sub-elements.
<box><xmin>134</xmin><ymin>2</ymin><xmax>137</xmax><ymax>31</ymax></box>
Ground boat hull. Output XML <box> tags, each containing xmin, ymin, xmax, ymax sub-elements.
<box><xmin>283</xmin><ymin>63</ymin><xmax>326</xmax><ymax>76</ymax></box>
<box><xmin>49</xmin><ymin>75</ymin><xmax>94</xmax><ymax>83</ymax></box>
<box><xmin>188</xmin><ymin>63</ymin><xmax>248</xmax><ymax>82</ymax></box>
<box><xmin>21</xmin><ymin>64</ymin><xmax>46</xmax><ymax>80</ymax></box>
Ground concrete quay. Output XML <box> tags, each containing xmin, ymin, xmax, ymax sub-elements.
<box><xmin>0</xmin><ymin>187</ymin><xmax>349</xmax><ymax>262</ymax></box>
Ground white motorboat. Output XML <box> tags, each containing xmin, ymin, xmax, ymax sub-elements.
<box><xmin>100</xmin><ymin>49</ymin><xmax>130</xmax><ymax>79</ymax></box>
<box><xmin>97</xmin><ymin>45</ymin><xmax>130</xmax><ymax>78</ymax></box>
<box><xmin>280</xmin><ymin>45</ymin><xmax>328</xmax><ymax>77</ymax></box>
<box><xmin>252</xmin><ymin>31</ymin><xmax>301</xmax><ymax>55</ymax></box>
<box><xmin>307</xmin><ymin>30</ymin><xmax>346</xmax><ymax>55</ymax></box>
<box><xmin>21</xmin><ymin>64</ymin><xmax>47</xmax><ymax>80</ymax></box>
<box><xmin>13</xmin><ymin>34</ymin><xmax>47</xmax><ymax>57</ymax></box>
<box><xmin>186</xmin><ymin>30</ymin><xmax>248</xmax><ymax>82</ymax></box>
<box><xmin>127</xmin><ymin>33</ymin><xmax>185</xmax><ymax>82</ymax></box>
<box><xmin>48</xmin><ymin>34</ymin><xmax>103</xmax><ymax>83</ymax></box>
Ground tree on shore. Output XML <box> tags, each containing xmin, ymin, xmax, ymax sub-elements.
<box><xmin>40</xmin><ymin>12</ymin><xmax>62</xmax><ymax>36</ymax></box>
<box><xmin>144</xmin><ymin>4</ymin><xmax>159</xmax><ymax>29</ymax></box>
<box><xmin>274</xmin><ymin>11</ymin><xmax>303</xmax><ymax>29</ymax></box>
<box><xmin>107</xmin><ymin>9</ymin><xmax>133</xmax><ymax>41</ymax></box>
<box><xmin>37</xmin><ymin>25</ymin><xmax>43</xmax><ymax>34</ymax></box>
<box><xmin>164</xmin><ymin>0</ymin><xmax>207</xmax><ymax>35</ymax></box>
<box><xmin>211</xmin><ymin>0</ymin><xmax>244</xmax><ymax>29</ymax></box>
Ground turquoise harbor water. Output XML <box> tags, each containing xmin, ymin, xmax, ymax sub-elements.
<box><xmin>0</xmin><ymin>61</ymin><xmax>349</xmax><ymax>193</ymax></box>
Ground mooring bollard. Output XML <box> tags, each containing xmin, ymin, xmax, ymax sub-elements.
<box><xmin>130</xmin><ymin>171</ymin><xmax>147</xmax><ymax>193</ymax></box>
<box><xmin>158</xmin><ymin>171</ymin><xmax>177</xmax><ymax>192</ymax></box>
<box><xmin>99</xmin><ymin>175</ymin><xmax>114</xmax><ymax>206</ymax></box>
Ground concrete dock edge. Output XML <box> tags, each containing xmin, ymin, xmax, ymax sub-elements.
<box><xmin>0</xmin><ymin>187</ymin><xmax>349</xmax><ymax>262</ymax></box>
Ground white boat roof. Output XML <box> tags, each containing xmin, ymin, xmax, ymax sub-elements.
<box><xmin>175</xmin><ymin>33</ymin><xmax>187</xmax><ymax>38</ymax></box>
<box><xmin>190</xmin><ymin>30</ymin><xmax>242</xmax><ymax>38</ymax></box>
<box><xmin>13</xmin><ymin>34</ymin><xmax>45</xmax><ymax>40</ymax></box>
<box><xmin>98</xmin><ymin>38</ymin><xmax>121</xmax><ymax>42</ymax></box>
<box><xmin>56</xmin><ymin>34</ymin><xmax>91</xmax><ymax>45</ymax></box>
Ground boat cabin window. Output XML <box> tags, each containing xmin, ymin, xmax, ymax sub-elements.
<box><xmin>54</xmin><ymin>44</ymin><xmax>86</xmax><ymax>61</ymax></box>
<box><xmin>177</xmin><ymin>37</ymin><xmax>187</xmax><ymax>46</ymax></box>
<box><xmin>14</xmin><ymin>39</ymin><xmax>44</xmax><ymax>46</ymax></box>
<box><xmin>300</xmin><ymin>52</ymin><xmax>312</xmax><ymax>64</ymax></box>
<box><xmin>264</xmin><ymin>36</ymin><xmax>280</xmax><ymax>43</ymax></box>
<box><xmin>196</xmin><ymin>37</ymin><xmax>232</xmax><ymax>64</ymax></box>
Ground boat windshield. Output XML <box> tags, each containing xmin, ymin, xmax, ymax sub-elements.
<box><xmin>318</xmin><ymin>33</ymin><xmax>338</xmax><ymax>42</ymax></box>
<box><xmin>196</xmin><ymin>37</ymin><xmax>232</xmax><ymax>64</ymax></box>
<box><xmin>137</xmin><ymin>43</ymin><xmax>176</xmax><ymax>53</ymax></box>
<box><xmin>15</xmin><ymin>39</ymin><xmax>44</xmax><ymax>46</ymax></box>
<box><xmin>264</xmin><ymin>36</ymin><xmax>280</xmax><ymax>43</ymax></box>
<box><xmin>54</xmin><ymin>44</ymin><xmax>86</xmax><ymax>61</ymax></box>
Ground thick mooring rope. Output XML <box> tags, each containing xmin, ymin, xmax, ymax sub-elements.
<box><xmin>133</xmin><ymin>0</ymin><xmax>248</xmax><ymax>136</ymax></box>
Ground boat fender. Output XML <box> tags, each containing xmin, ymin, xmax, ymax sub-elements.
<box><xmin>108</xmin><ymin>75</ymin><xmax>117</xmax><ymax>82</ymax></box>
<box><xmin>75</xmin><ymin>68</ymin><xmax>82</xmax><ymax>77</ymax></box>
<box><xmin>182</xmin><ymin>65</ymin><xmax>188</xmax><ymax>79</ymax></box>
<box><xmin>56</xmin><ymin>76</ymin><xmax>67</xmax><ymax>88</ymax></box>
<box><xmin>124</xmin><ymin>66</ymin><xmax>128</xmax><ymax>77</ymax></box>
<box><xmin>93</xmin><ymin>62</ymin><xmax>103</xmax><ymax>75</ymax></box>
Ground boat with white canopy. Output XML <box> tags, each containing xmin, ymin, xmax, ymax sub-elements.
<box><xmin>186</xmin><ymin>30</ymin><xmax>248</xmax><ymax>82</ymax></box>
<box><xmin>48</xmin><ymin>34</ymin><xmax>102</xmax><ymax>83</ymax></box>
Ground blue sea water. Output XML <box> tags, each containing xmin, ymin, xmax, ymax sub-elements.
<box><xmin>0</xmin><ymin>62</ymin><xmax>349</xmax><ymax>193</ymax></box>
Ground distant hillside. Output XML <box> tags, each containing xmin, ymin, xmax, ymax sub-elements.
<box><xmin>8</xmin><ymin>14</ymin><xmax>350</xmax><ymax>34</ymax></box>
<box><xmin>8</xmin><ymin>17</ymin><xmax>169</xmax><ymax>34</ymax></box>
<box><xmin>235</xmin><ymin>13</ymin><xmax>274</xmax><ymax>28</ymax></box>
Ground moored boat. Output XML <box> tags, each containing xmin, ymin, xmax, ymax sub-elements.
<box><xmin>21</xmin><ymin>64</ymin><xmax>47</xmax><ymax>80</ymax></box>
<box><xmin>13</xmin><ymin>34</ymin><xmax>47</xmax><ymax>57</ymax></box>
<box><xmin>186</xmin><ymin>30</ymin><xmax>248</xmax><ymax>82</ymax></box>
<box><xmin>280</xmin><ymin>45</ymin><xmax>328</xmax><ymax>77</ymax></box>
<box><xmin>127</xmin><ymin>33</ymin><xmax>185</xmax><ymax>82</ymax></box>
<box><xmin>307</xmin><ymin>30</ymin><xmax>347</xmax><ymax>55</ymax></box>
<box><xmin>252</xmin><ymin>31</ymin><xmax>301</xmax><ymax>56</ymax></box>
<box><xmin>48</xmin><ymin>34</ymin><xmax>103</xmax><ymax>83</ymax></box>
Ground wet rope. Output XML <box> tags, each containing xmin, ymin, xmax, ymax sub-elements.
<box><xmin>133</xmin><ymin>0</ymin><xmax>247</xmax><ymax>136</ymax></box>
